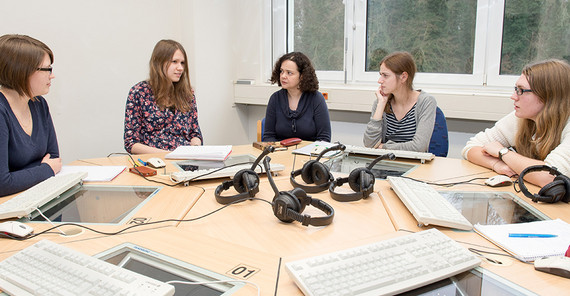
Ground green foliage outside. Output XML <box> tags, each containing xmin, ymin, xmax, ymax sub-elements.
<box><xmin>291</xmin><ymin>0</ymin><xmax>569</xmax><ymax>77</ymax></box>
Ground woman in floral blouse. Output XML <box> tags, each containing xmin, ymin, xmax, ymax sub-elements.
<box><xmin>123</xmin><ymin>39</ymin><xmax>202</xmax><ymax>154</ymax></box>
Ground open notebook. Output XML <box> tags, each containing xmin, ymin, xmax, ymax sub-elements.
<box><xmin>474</xmin><ymin>219</ymin><xmax>570</xmax><ymax>262</ymax></box>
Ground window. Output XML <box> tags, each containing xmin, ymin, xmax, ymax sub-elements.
<box><xmin>272</xmin><ymin>0</ymin><xmax>570</xmax><ymax>88</ymax></box>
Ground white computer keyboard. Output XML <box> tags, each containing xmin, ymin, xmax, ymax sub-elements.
<box><xmin>386</xmin><ymin>176</ymin><xmax>473</xmax><ymax>230</ymax></box>
<box><xmin>286</xmin><ymin>228</ymin><xmax>480</xmax><ymax>296</ymax></box>
<box><xmin>171</xmin><ymin>162</ymin><xmax>285</xmax><ymax>183</ymax></box>
<box><xmin>0</xmin><ymin>172</ymin><xmax>87</xmax><ymax>220</ymax></box>
<box><xmin>344</xmin><ymin>144</ymin><xmax>435</xmax><ymax>163</ymax></box>
<box><xmin>0</xmin><ymin>240</ymin><xmax>175</xmax><ymax>296</ymax></box>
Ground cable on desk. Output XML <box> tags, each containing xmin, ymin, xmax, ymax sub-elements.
<box><xmin>399</xmin><ymin>175</ymin><xmax>490</xmax><ymax>187</ymax></box>
<box><xmin>107</xmin><ymin>151</ymin><xmax>267</xmax><ymax>187</ymax></box>
<box><xmin>14</xmin><ymin>197</ymin><xmax>273</xmax><ymax>241</ymax></box>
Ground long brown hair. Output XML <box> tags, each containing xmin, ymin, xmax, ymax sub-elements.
<box><xmin>515</xmin><ymin>59</ymin><xmax>570</xmax><ymax>159</ymax></box>
<box><xmin>379</xmin><ymin>51</ymin><xmax>417</xmax><ymax>113</ymax></box>
<box><xmin>148</xmin><ymin>39</ymin><xmax>193</xmax><ymax>112</ymax></box>
<box><xmin>0</xmin><ymin>34</ymin><xmax>53</xmax><ymax>101</ymax></box>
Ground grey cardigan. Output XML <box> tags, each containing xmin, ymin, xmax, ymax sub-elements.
<box><xmin>363</xmin><ymin>91</ymin><xmax>437</xmax><ymax>152</ymax></box>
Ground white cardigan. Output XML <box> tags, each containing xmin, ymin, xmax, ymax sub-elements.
<box><xmin>462</xmin><ymin>111</ymin><xmax>570</xmax><ymax>176</ymax></box>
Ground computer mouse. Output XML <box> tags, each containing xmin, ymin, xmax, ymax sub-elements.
<box><xmin>485</xmin><ymin>175</ymin><xmax>513</xmax><ymax>187</ymax></box>
<box><xmin>534</xmin><ymin>256</ymin><xmax>570</xmax><ymax>278</ymax></box>
<box><xmin>0</xmin><ymin>221</ymin><xmax>34</xmax><ymax>238</ymax></box>
<box><xmin>147</xmin><ymin>157</ymin><xmax>166</xmax><ymax>169</ymax></box>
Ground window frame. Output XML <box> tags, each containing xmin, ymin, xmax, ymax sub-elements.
<box><xmin>271</xmin><ymin>0</ymin><xmax>521</xmax><ymax>89</ymax></box>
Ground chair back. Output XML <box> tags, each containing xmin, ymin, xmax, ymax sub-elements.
<box><xmin>428</xmin><ymin>107</ymin><xmax>449</xmax><ymax>157</ymax></box>
<box><xmin>256</xmin><ymin>118</ymin><xmax>266</xmax><ymax>141</ymax></box>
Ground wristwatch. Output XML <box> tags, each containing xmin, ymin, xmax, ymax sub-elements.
<box><xmin>498</xmin><ymin>147</ymin><xmax>513</xmax><ymax>161</ymax></box>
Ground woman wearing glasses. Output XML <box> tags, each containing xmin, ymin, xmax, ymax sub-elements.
<box><xmin>0</xmin><ymin>34</ymin><xmax>61</xmax><ymax>197</ymax></box>
<box><xmin>463</xmin><ymin>59</ymin><xmax>570</xmax><ymax>187</ymax></box>
<box><xmin>124</xmin><ymin>39</ymin><xmax>202</xmax><ymax>154</ymax></box>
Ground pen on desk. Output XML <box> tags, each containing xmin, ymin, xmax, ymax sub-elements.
<box><xmin>137</xmin><ymin>158</ymin><xmax>147</xmax><ymax>166</ymax></box>
<box><xmin>508</xmin><ymin>233</ymin><xmax>558</xmax><ymax>238</ymax></box>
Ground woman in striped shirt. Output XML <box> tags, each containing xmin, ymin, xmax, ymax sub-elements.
<box><xmin>363</xmin><ymin>51</ymin><xmax>437</xmax><ymax>152</ymax></box>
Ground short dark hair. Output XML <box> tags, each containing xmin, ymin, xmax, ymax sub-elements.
<box><xmin>270</xmin><ymin>52</ymin><xmax>319</xmax><ymax>92</ymax></box>
<box><xmin>0</xmin><ymin>34</ymin><xmax>53</xmax><ymax>100</ymax></box>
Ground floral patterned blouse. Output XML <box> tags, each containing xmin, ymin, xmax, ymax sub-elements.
<box><xmin>123</xmin><ymin>81</ymin><xmax>202</xmax><ymax>153</ymax></box>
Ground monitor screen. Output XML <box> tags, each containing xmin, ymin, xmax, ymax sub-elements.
<box><xmin>324</xmin><ymin>155</ymin><xmax>417</xmax><ymax>179</ymax></box>
<box><xmin>28</xmin><ymin>185</ymin><xmax>159</xmax><ymax>224</ymax></box>
<box><xmin>122</xmin><ymin>258</ymin><xmax>223</xmax><ymax>296</ymax></box>
<box><xmin>438</xmin><ymin>191</ymin><xmax>548</xmax><ymax>225</ymax></box>
<box><xmin>96</xmin><ymin>243</ymin><xmax>243</xmax><ymax>296</ymax></box>
<box><xmin>173</xmin><ymin>154</ymin><xmax>259</xmax><ymax>172</ymax></box>
<box><xmin>400</xmin><ymin>267</ymin><xmax>535</xmax><ymax>296</ymax></box>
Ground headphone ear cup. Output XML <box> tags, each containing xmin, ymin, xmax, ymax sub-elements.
<box><xmin>348</xmin><ymin>168</ymin><xmax>374</xmax><ymax>192</ymax></box>
<box><xmin>301</xmin><ymin>161</ymin><xmax>316</xmax><ymax>184</ymax></box>
<box><xmin>555</xmin><ymin>175</ymin><xmax>570</xmax><ymax>202</ymax></box>
<box><xmin>310</xmin><ymin>162</ymin><xmax>330</xmax><ymax>186</ymax></box>
<box><xmin>272</xmin><ymin>192</ymin><xmax>301</xmax><ymax>223</ymax></box>
<box><xmin>538</xmin><ymin>179</ymin><xmax>567</xmax><ymax>203</ymax></box>
<box><xmin>233</xmin><ymin>169</ymin><xmax>259</xmax><ymax>193</ymax></box>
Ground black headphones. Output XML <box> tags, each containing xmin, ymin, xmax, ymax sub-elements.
<box><xmin>518</xmin><ymin>165</ymin><xmax>570</xmax><ymax>203</ymax></box>
<box><xmin>290</xmin><ymin>144</ymin><xmax>346</xmax><ymax>193</ymax></box>
<box><xmin>264</xmin><ymin>156</ymin><xmax>334</xmax><ymax>227</ymax></box>
<box><xmin>214</xmin><ymin>146</ymin><xmax>275</xmax><ymax>204</ymax></box>
<box><xmin>329</xmin><ymin>153</ymin><xmax>396</xmax><ymax>202</ymax></box>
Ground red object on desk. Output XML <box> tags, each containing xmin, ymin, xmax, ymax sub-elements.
<box><xmin>565</xmin><ymin>245</ymin><xmax>570</xmax><ymax>257</ymax></box>
<box><xmin>280</xmin><ymin>138</ymin><xmax>302</xmax><ymax>147</ymax></box>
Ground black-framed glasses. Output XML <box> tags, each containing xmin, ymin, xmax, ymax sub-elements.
<box><xmin>37</xmin><ymin>67</ymin><xmax>53</xmax><ymax>74</ymax></box>
<box><xmin>514</xmin><ymin>86</ymin><xmax>532</xmax><ymax>96</ymax></box>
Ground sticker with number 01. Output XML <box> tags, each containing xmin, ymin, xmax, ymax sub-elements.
<box><xmin>226</xmin><ymin>264</ymin><xmax>260</xmax><ymax>279</ymax></box>
<box><xmin>128</xmin><ymin>217</ymin><xmax>150</xmax><ymax>224</ymax></box>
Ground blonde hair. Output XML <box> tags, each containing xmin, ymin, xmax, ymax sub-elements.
<box><xmin>148</xmin><ymin>39</ymin><xmax>193</xmax><ymax>112</ymax></box>
<box><xmin>515</xmin><ymin>59</ymin><xmax>570</xmax><ymax>159</ymax></box>
<box><xmin>0</xmin><ymin>34</ymin><xmax>53</xmax><ymax>100</ymax></box>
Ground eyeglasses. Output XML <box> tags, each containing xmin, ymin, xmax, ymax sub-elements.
<box><xmin>514</xmin><ymin>86</ymin><xmax>532</xmax><ymax>96</ymax></box>
<box><xmin>37</xmin><ymin>67</ymin><xmax>53</xmax><ymax>74</ymax></box>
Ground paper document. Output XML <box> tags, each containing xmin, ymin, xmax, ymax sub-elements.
<box><xmin>166</xmin><ymin>145</ymin><xmax>232</xmax><ymax>161</ymax></box>
<box><xmin>59</xmin><ymin>166</ymin><xmax>126</xmax><ymax>182</ymax></box>
<box><xmin>474</xmin><ymin>219</ymin><xmax>570</xmax><ymax>262</ymax></box>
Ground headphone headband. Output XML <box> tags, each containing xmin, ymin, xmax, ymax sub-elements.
<box><xmin>518</xmin><ymin>165</ymin><xmax>570</xmax><ymax>203</ymax></box>
<box><xmin>290</xmin><ymin>169</ymin><xmax>333</xmax><ymax>193</ymax></box>
<box><xmin>214</xmin><ymin>146</ymin><xmax>274</xmax><ymax>205</ymax></box>
<box><xmin>328</xmin><ymin>153</ymin><xmax>394</xmax><ymax>202</ymax></box>
<box><xmin>314</xmin><ymin>143</ymin><xmax>346</xmax><ymax>162</ymax></box>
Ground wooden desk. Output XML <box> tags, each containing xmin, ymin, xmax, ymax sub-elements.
<box><xmin>0</xmin><ymin>227</ymin><xmax>280</xmax><ymax>296</ymax></box>
<box><xmin>2</xmin><ymin>145</ymin><xmax>569</xmax><ymax>295</ymax></box>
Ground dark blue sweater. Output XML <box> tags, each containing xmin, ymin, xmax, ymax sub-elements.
<box><xmin>0</xmin><ymin>93</ymin><xmax>59</xmax><ymax>197</ymax></box>
<box><xmin>262</xmin><ymin>89</ymin><xmax>331</xmax><ymax>142</ymax></box>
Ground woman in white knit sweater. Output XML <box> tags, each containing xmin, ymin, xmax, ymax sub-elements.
<box><xmin>462</xmin><ymin>59</ymin><xmax>570</xmax><ymax>187</ymax></box>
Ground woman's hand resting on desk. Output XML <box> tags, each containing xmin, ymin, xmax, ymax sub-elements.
<box><xmin>491</xmin><ymin>161</ymin><xmax>516</xmax><ymax>177</ymax></box>
<box><xmin>483</xmin><ymin>142</ymin><xmax>516</xmax><ymax>176</ymax></box>
<box><xmin>482</xmin><ymin>141</ymin><xmax>504</xmax><ymax>159</ymax></box>
<box><xmin>42</xmin><ymin>153</ymin><xmax>62</xmax><ymax>174</ymax></box>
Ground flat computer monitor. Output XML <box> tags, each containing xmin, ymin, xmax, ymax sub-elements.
<box><xmin>324</xmin><ymin>154</ymin><xmax>418</xmax><ymax>179</ymax></box>
<box><xmin>438</xmin><ymin>191</ymin><xmax>549</xmax><ymax>226</ymax></box>
<box><xmin>401</xmin><ymin>267</ymin><xmax>536</xmax><ymax>296</ymax></box>
<box><xmin>26</xmin><ymin>185</ymin><xmax>160</xmax><ymax>224</ymax></box>
<box><xmin>95</xmin><ymin>243</ymin><xmax>244</xmax><ymax>295</ymax></box>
